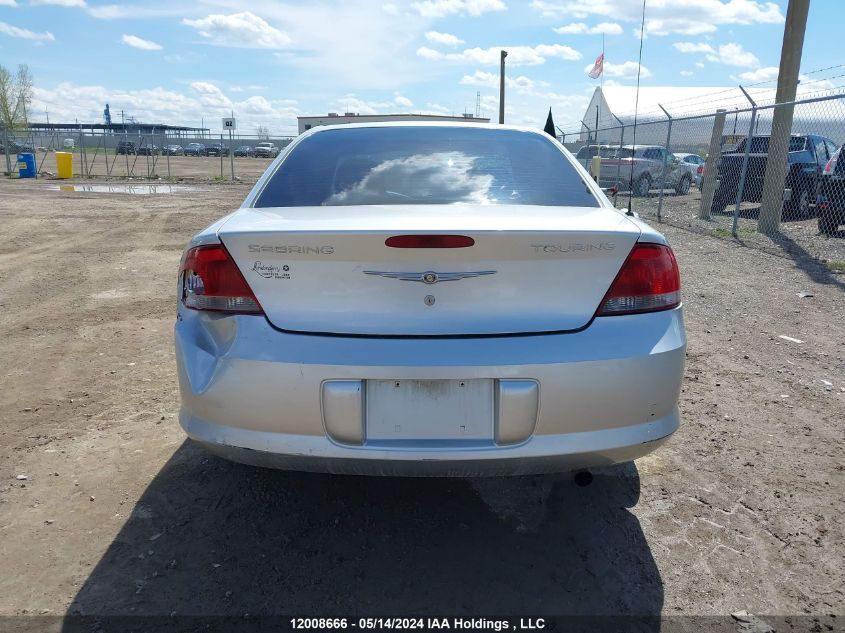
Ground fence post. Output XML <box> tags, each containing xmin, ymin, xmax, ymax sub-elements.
<box><xmin>124</xmin><ymin>129</ymin><xmax>130</xmax><ymax>177</ymax></box>
<box><xmin>219</xmin><ymin>134</ymin><xmax>224</xmax><ymax>179</ymax></box>
<box><xmin>699</xmin><ymin>108</ymin><xmax>727</xmax><ymax>220</ymax></box>
<box><xmin>732</xmin><ymin>86</ymin><xmax>758</xmax><ymax>237</ymax></box>
<box><xmin>79</xmin><ymin>128</ymin><xmax>88</xmax><ymax>178</ymax></box>
<box><xmin>656</xmin><ymin>104</ymin><xmax>673</xmax><ymax>223</ymax></box>
<box><xmin>106</xmin><ymin>130</ymin><xmax>113</xmax><ymax>177</ymax></box>
<box><xmin>165</xmin><ymin>134</ymin><xmax>171</xmax><ymax>179</ymax></box>
<box><xmin>612</xmin><ymin>115</ymin><xmax>625</xmax><ymax>200</ymax></box>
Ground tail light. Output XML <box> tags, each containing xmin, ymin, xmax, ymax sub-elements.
<box><xmin>824</xmin><ymin>154</ymin><xmax>838</xmax><ymax>174</ymax></box>
<box><xmin>697</xmin><ymin>165</ymin><xmax>704</xmax><ymax>175</ymax></box>
<box><xmin>597</xmin><ymin>243</ymin><xmax>681</xmax><ymax>316</ymax></box>
<box><xmin>179</xmin><ymin>244</ymin><xmax>263</xmax><ymax>314</ymax></box>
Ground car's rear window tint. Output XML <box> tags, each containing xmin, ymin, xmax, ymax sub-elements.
<box><xmin>738</xmin><ymin>137</ymin><xmax>806</xmax><ymax>153</ymax></box>
<box><xmin>254</xmin><ymin>127</ymin><xmax>599</xmax><ymax>207</ymax></box>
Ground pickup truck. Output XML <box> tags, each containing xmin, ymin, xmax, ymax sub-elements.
<box><xmin>711</xmin><ymin>134</ymin><xmax>838</xmax><ymax>218</ymax></box>
<box><xmin>254</xmin><ymin>142</ymin><xmax>279</xmax><ymax>158</ymax></box>
<box><xmin>597</xmin><ymin>145</ymin><xmax>692</xmax><ymax>196</ymax></box>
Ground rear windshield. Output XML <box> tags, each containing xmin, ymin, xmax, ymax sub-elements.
<box><xmin>254</xmin><ymin>127</ymin><xmax>599</xmax><ymax>207</ymax></box>
<box><xmin>737</xmin><ymin>137</ymin><xmax>807</xmax><ymax>153</ymax></box>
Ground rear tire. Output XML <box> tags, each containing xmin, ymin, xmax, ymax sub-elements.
<box><xmin>633</xmin><ymin>175</ymin><xmax>651</xmax><ymax>197</ymax></box>
<box><xmin>818</xmin><ymin>214</ymin><xmax>840</xmax><ymax>235</ymax></box>
<box><xmin>786</xmin><ymin>184</ymin><xmax>812</xmax><ymax>220</ymax></box>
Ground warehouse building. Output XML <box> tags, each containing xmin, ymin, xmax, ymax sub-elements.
<box><xmin>297</xmin><ymin>112</ymin><xmax>490</xmax><ymax>135</ymax></box>
<box><xmin>572</xmin><ymin>85</ymin><xmax>845</xmax><ymax>150</ymax></box>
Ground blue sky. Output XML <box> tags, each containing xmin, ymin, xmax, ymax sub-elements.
<box><xmin>0</xmin><ymin>0</ymin><xmax>840</xmax><ymax>136</ymax></box>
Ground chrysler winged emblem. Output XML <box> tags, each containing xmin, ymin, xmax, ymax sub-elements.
<box><xmin>363</xmin><ymin>270</ymin><xmax>496</xmax><ymax>284</ymax></box>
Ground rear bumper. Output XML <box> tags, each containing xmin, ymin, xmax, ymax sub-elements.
<box><xmin>175</xmin><ymin>307</ymin><xmax>686</xmax><ymax>476</ymax></box>
<box><xmin>182</xmin><ymin>411</ymin><xmax>678</xmax><ymax>476</ymax></box>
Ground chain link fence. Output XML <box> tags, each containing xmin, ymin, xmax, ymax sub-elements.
<box><xmin>0</xmin><ymin>128</ymin><xmax>294</xmax><ymax>181</ymax></box>
<box><xmin>560</xmin><ymin>91</ymin><xmax>845</xmax><ymax>267</ymax></box>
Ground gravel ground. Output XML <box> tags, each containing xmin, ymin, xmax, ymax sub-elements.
<box><xmin>0</xmin><ymin>177</ymin><xmax>843</xmax><ymax>628</ymax></box>
<box><xmin>630</xmin><ymin>188</ymin><xmax>845</xmax><ymax>265</ymax></box>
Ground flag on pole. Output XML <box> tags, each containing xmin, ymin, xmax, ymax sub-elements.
<box><xmin>587</xmin><ymin>52</ymin><xmax>604</xmax><ymax>79</ymax></box>
<box><xmin>543</xmin><ymin>107</ymin><xmax>556</xmax><ymax>138</ymax></box>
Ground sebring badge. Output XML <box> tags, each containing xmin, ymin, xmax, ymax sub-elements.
<box><xmin>363</xmin><ymin>270</ymin><xmax>496</xmax><ymax>284</ymax></box>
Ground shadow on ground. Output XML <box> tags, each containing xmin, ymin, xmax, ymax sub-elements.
<box><xmin>62</xmin><ymin>440</ymin><xmax>662</xmax><ymax>625</ymax></box>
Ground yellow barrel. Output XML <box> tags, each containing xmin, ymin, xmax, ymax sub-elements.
<box><xmin>55</xmin><ymin>152</ymin><xmax>73</xmax><ymax>179</ymax></box>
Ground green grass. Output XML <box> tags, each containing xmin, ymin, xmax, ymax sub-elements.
<box><xmin>711</xmin><ymin>226</ymin><xmax>756</xmax><ymax>239</ymax></box>
<box><xmin>828</xmin><ymin>260</ymin><xmax>845</xmax><ymax>273</ymax></box>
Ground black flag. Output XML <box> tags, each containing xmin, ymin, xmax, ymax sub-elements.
<box><xmin>543</xmin><ymin>107</ymin><xmax>556</xmax><ymax>138</ymax></box>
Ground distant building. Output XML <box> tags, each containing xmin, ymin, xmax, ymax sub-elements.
<box><xmin>297</xmin><ymin>112</ymin><xmax>490</xmax><ymax>135</ymax></box>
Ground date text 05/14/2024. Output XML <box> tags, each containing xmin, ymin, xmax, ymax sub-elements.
<box><xmin>289</xmin><ymin>617</ymin><xmax>546</xmax><ymax>630</ymax></box>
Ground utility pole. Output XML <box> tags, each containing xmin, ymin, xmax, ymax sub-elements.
<box><xmin>498</xmin><ymin>50</ymin><xmax>508</xmax><ymax>124</ymax></box>
<box><xmin>758</xmin><ymin>0</ymin><xmax>810</xmax><ymax>234</ymax></box>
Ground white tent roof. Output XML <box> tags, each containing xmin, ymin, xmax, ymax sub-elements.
<box><xmin>597</xmin><ymin>86</ymin><xmax>772</xmax><ymax>121</ymax></box>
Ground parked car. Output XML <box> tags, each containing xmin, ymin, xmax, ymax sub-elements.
<box><xmin>695</xmin><ymin>163</ymin><xmax>705</xmax><ymax>189</ymax></box>
<box><xmin>817</xmin><ymin>147</ymin><xmax>845</xmax><ymax>235</ymax></box>
<box><xmin>175</xmin><ymin>123</ymin><xmax>686</xmax><ymax>476</ymax></box>
<box><xmin>206</xmin><ymin>144</ymin><xmax>229</xmax><ymax>157</ymax></box>
<box><xmin>184</xmin><ymin>143</ymin><xmax>207</xmax><ymax>157</ymax></box>
<box><xmin>711</xmin><ymin>134</ymin><xmax>838</xmax><ymax>218</ymax></box>
<box><xmin>254</xmin><ymin>142</ymin><xmax>279</xmax><ymax>158</ymax></box>
<box><xmin>135</xmin><ymin>145</ymin><xmax>160</xmax><ymax>156</ymax></box>
<box><xmin>116</xmin><ymin>141</ymin><xmax>137</xmax><ymax>155</ymax></box>
<box><xmin>0</xmin><ymin>139</ymin><xmax>32</xmax><ymax>154</ymax></box>
<box><xmin>674</xmin><ymin>153</ymin><xmax>705</xmax><ymax>185</ymax></box>
<box><xmin>163</xmin><ymin>144</ymin><xmax>184</xmax><ymax>156</ymax></box>
<box><xmin>234</xmin><ymin>145</ymin><xmax>254</xmax><ymax>157</ymax></box>
<box><xmin>597</xmin><ymin>145</ymin><xmax>693</xmax><ymax>196</ymax></box>
<box><xmin>574</xmin><ymin>144</ymin><xmax>611</xmax><ymax>170</ymax></box>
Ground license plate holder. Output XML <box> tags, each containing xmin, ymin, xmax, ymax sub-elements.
<box><xmin>365</xmin><ymin>379</ymin><xmax>494</xmax><ymax>441</ymax></box>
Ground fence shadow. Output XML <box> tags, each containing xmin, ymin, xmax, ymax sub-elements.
<box><xmin>765</xmin><ymin>231</ymin><xmax>845</xmax><ymax>290</ymax></box>
<box><xmin>61</xmin><ymin>440</ymin><xmax>662</xmax><ymax>626</ymax></box>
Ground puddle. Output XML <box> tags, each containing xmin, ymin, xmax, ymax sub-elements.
<box><xmin>44</xmin><ymin>184</ymin><xmax>204</xmax><ymax>195</ymax></box>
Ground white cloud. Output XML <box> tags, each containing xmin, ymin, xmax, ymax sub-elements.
<box><xmin>182</xmin><ymin>11</ymin><xmax>292</xmax><ymax>49</ymax></box>
<box><xmin>425</xmin><ymin>30</ymin><xmax>465</xmax><ymax>46</ymax></box>
<box><xmin>582</xmin><ymin>60</ymin><xmax>651</xmax><ymax>79</ymax></box>
<box><xmin>87</xmin><ymin>4</ymin><xmax>187</xmax><ymax>19</ymax></box>
<box><xmin>532</xmin><ymin>0</ymin><xmax>783</xmax><ymax>36</ymax></box>
<box><xmin>673</xmin><ymin>41</ymin><xmax>715</xmax><ymax>54</ymax></box>
<box><xmin>418</xmin><ymin>43</ymin><xmax>581</xmax><ymax>66</ymax></box>
<box><xmin>394</xmin><ymin>94</ymin><xmax>414</xmax><ymax>107</ymax></box>
<box><xmin>553</xmin><ymin>21</ymin><xmax>623</xmax><ymax>35</ymax></box>
<box><xmin>411</xmin><ymin>0</ymin><xmax>506</xmax><ymax>17</ymax></box>
<box><xmin>425</xmin><ymin>102</ymin><xmax>451</xmax><ymax>114</ymax></box>
<box><xmin>121</xmin><ymin>34</ymin><xmax>162</xmax><ymax>51</ymax></box>
<box><xmin>695</xmin><ymin>61</ymin><xmax>705</xmax><ymax>68</ymax></box>
<box><xmin>680</xmin><ymin>70</ymin><xmax>694</xmax><ymax>77</ymax></box>
<box><xmin>0</xmin><ymin>0</ymin><xmax>17</xmax><ymax>7</ymax></box>
<box><xmin>459</xmin><ymin>70</ymin><xmax>546</xmax><ymax>92</ymax></box>
<box><xmin>705</xmin><ymin>42</ymin><xmax>759</xmax><ymax>68</ymax></box>
<box><xmin>30</xmin><ymin>0</ymin><xmax>86</xmax><ymax>5</ymax></box>
<box><xmin>382</xmin><ymin>2</ymin><xmax>399</xmax><ymax>15</ymax></box>
<box><xmin>0</xmin><ymin>21</ymin><xmax>55</xmax><ymax>40</ymax></box>
<box><xmin>735</xmin><ymin>66</ymin><xmax>778</xmax><ymax>82</ymax></box>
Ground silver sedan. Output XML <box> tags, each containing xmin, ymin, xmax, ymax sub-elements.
<box><xmin>175</xmin><ymin>123</ymin><xmax>686</xmax><ymax>476</ymax></box>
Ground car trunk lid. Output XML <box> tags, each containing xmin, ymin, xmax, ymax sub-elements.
<box><xmin>218</xmin><ymin>204</ymin><xmax>641</xmax><ymax>336</ymax></box>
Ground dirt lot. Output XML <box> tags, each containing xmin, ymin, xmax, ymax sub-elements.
<box><xmin>0</xmin><ymin>175</ymin><xmax>843</xmax><ymax>628</ymax></box>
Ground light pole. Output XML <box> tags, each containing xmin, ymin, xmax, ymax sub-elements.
<box><xmin>498</xmin><ymin>50</ymin><xmax>508</xmax><ymax>124</ymax></box>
